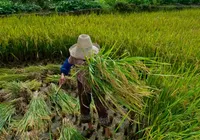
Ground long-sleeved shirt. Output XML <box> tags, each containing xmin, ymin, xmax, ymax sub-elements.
<box><xmin>60</xmin><ymin>56</ymin><xmax>89</xmax><ymax>91</ymax></box>
<box><xmin>60</xmin><ymin>58</ymin><xmax>73</xmax><ymax>75</ymax></box>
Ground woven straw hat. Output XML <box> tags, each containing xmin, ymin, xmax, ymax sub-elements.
<box><xmin>69</xmin><ymin>34</ymin><xmax>100</xmax><ymax>60</ymax></box>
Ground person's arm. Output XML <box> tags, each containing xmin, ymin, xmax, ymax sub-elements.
<box><xmin>60</xmin><ymin>57</ymin><xmax>73</xmax><ymax>75</ymax></box>
<box><xmin>59</xmin><ymin>57</ymin><xmax>73</xmax><ymax>86</ymax></box>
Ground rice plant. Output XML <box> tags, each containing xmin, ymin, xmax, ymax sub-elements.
<box><xmin>138</xmin><ymin>65</ymin><xmax>200</xmax><ymax>139</ymax></box>
<box><xmin>3</xmin><ymin>80</ymin><xmax>33</xmax><ymax>97</ymax></box>
<box><xmin>0</xmin><ymin>9</ymin><xmax>199</xmax><ymax>72</ymax></box>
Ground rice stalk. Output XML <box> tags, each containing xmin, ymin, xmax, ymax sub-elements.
<box><xmin>23</xmin><ymin>66</ymin><xmax>46</xmax><ymax>73</ymax></box>
<box><xmin>19</xmin><ymin>130</ymin><xmax>40</xmax><ymax>140</ymax></box>
<box><xmin>45</xmin><ymin>64</ymin><xmax>61</xmax><ymax>73</ymax></box>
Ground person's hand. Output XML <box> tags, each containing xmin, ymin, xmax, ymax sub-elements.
<box><xmin>59</xmin><ymin>73</ymin><xmax>66</xmax><ymax>86</ymax></box>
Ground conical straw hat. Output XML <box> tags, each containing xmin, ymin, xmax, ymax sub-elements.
<box><xmin>69</xmin><ymin>34</ymin><xmax>100</xmax><ymax>60</ymax></box>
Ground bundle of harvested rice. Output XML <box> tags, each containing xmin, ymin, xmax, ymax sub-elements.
<box><xmin>14</xmin><ymin>91</ymin><xmax>51</xmax><ymax>135</ymax></box>
<box><xmin>3</xmin><ymin>81</ymin><xmax>32</xmax><ymax>105</ymax></box>
<box><xmin>82</xmin><ymin>50</ymin><xmax>155</xmax><ymax>116</ymax></box>
<box><xmin>3</xmin><ymin>81</ymin><xmax>26</xmax><ymax>95</ymax></box>
<box><xmin>0</xmin><ymin>74</ymin><xmax>29</xmax><ymax>82</ymax></box>
<box><xmin>0</xmin><ymin>102</ymin><xmax>15</xmax><ymax>131</ymax></box>
<box><xmin>4</xmin><ymin>80</ymin><xmax>41</xmax><ymax>94</ymax></box>
<box><xmin>59</xmin><ymin>118</ymin><xmax>86</xmax><ymax>140</ymax></box>
<box><xmin>49</xmin><ymin>84</ymin><xmax>79</xmax><ymax>115</ymax></box>
<box><xmin>25</xmin><ymin>80</ymin><xmax>42</xmax><ymax>91</ymax></box>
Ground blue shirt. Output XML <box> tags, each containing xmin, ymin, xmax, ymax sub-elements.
<box><xmin>60</xmin><ymin>58</ymin><xmax>73</xmax><ymax>75</ymax></box>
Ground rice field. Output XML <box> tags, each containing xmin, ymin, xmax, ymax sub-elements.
<box><xmin>0</xmin><ymin>9</ymin><xmax>200</xmax><ymax>70</ymax></box>
<box><xmin>0</xmin><ymin>9</ymin><xmax>200</xmax><ymax>139</ymax></box>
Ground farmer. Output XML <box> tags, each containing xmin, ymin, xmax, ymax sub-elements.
<box><xmin>59</xmin><ymin>34</ymin><xmax>112</xmax><ymax>139</ymax></box>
